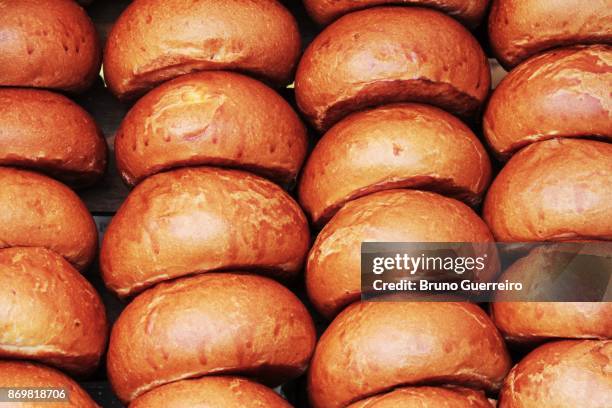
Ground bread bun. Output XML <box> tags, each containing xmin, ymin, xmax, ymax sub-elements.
<box><xmin>309</xmin><ymin>302</ymin><xmax>511</xmax><ymax>408</ymax></box>
<box><xmin>0</xmin><ymin>0</ymin><xmax>100</xmax><ymax>92</ymax></box>
<box><xmin>303</xmin><ymin>0</ymin><xmax>489</xmax><ymax>27</ymax></box>
<box><xmin>483</xmin><ymin>139</ymin><xmax>612</xmax><ymax>242</ymax></box>
<box><xmin>499</xmin><ymin>340</ymin><xmax>612</xmax><ymax>407</ymax></box>
<box><xmin>347</xmin><ymin>386</ymin><xmax>493</xmax><ymax>407</ymax></box>
<box><xmin>0</xmin><ymin>361</ymin><xmax>99</xmax><ymax>407</ymax></box>
<box><xmin>489</xmin><ymin>0</ymin><xmax>612</xmax><ymax>68</ymax></box>
<box><xmin>0</xmin><ymin>247</ymin><xmax>107</xmax><ymax>376</ymax></box>
<box><xmin>129</xmin><ymin>376</ymin><xmax>291</xmax><ymax>408</ymax></box>
<box><xmin>295</xmin><ymin>7</ymin><xmax>490</xmax><ymax>131</ymax></box>
<box><xmin>0</xmin><ymin>88</ymin><xmax>106</xmax><ymax>187</ymax></box>
<box><xmin>307</xmin><ymin>189</ymin><xmax>494</xmax><ymax>319</ymax></box>
<box><xmin>0</xmin><ymin>168</ymin><xmax>97</xmax><ymax>271</ymax></box>
<box><xmin>115</xmin><ymin>71</ymin><xmax>307</xmax><ymax>186</ymax></box>
<box><xmin>101</xmin><ymin>167</ymin><xmax>309</xmax><ymax>297</ymax></box>
<box><xmin>107</xmin><ymin>273</ymin><xmax>316</xmax><ymax>403</ymax></box>
<box><xmin>484</xmin><ymin>45</ymin><xmax>612</xmax><ymax>159</ymax></box>
<box><xmin>299</xmin><ymin>103</ymin><xmax>492</xmax><ymax>225</ymax></box>
<box><xmin>103</xmin><ymin>0</ymin><xmax>300</xmax><ymax>99</ymax></box>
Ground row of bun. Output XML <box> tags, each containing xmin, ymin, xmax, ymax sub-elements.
<box><xmin>0</xmin><ymin>0</ymin><xmax>610</xmax><ymax>407</ymax></box>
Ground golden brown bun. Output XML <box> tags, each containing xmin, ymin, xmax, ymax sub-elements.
<box><xmin>107</xmin><ymin>273</ymin><xmax>316</xmax><ymax>403</ymax></box>
<box><xmin>483</xmin><ymin>139</ymin><xmax>612</xmax><ymax>242</ymax></box>
<box><xmin>304</xmin><ymin>0</ymin><xmax>489</xmax><ymax>27</ymax></box>
<box><xmin>115</xmin><ymin>71</ymin><xmax>307</xmax><ymax>186</ymax></box>
<box><xmin>0</xmin><ymin>247</ymin><xmax>107</xmax><ymax>376</ymax></box>
<box><xmin>129</xmin><ymin>376</ymin><xmax>292</xmax><ymax>408</ymax></box>
<box><xmin>299</xmin><ymin>103</ymin><xmax>492</xmax><ymax>225</ymax></box>
<box><xmin>348</xmin><ymin>386</ymin><xmax>493</xmax><ymax>408</ymax></box>
<box><xmin>0</xmin><ymin>0</ymin><xmax>100</xmax><ymax>92</ymax></box>
<box><xmin>0</xmin><ymin>88</ymin><xmax>106</xmax><ymax>187</ymax></box>
<box><xmin>309</xmin><ymin>302</ymin><xmax>511</xmax><ymax>408</ymax></box>
<box><xmin>0</xmin><ymin>361</ymin><xmax>99</xmax><ymax>408</ymax></box>
<box><xmin>103</xmin><ymin>0</ymin><xmax>300</xmax><ymax>100</ymax></box>
<box><xmin>484</xmin><ymin>45</ymin><xmax>612</xmax><ymax>159</ymax></box>
<box><xmin>0</xmin><ymin>168</ymin><xmax>97</xmax><ymax>271</ymax></box>
<box><xmin>307</xmin><ymin>189</ymin><xmax>494</xmax><ymax>319</ymax></box>
<box><xmin>498</xmin><ymin>340</ymin><xmax>612</xmax><ymax>407</ymax></box>
<box><xmin>489</xmin><ymin>0</ymin><xmax>612</xmax><ymax>68</ymax></box>
<box><xmin>295</xmin><ymin>7</ymin><xmax>490</xmax><ymax>132</ymax></box>
<box><xmin>101</xmin><ymin>167</ymin><xmax>309</xmax><ymax>297</ymax></box>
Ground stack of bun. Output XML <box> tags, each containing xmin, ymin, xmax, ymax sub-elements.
<box><xmin>0</xmin><ymin>1</ymin><xmax>107</xmax><ymax>402</ymax></box>
<box><xmin>481</xmin><ymin>2</ymin><xmax>612</xmax><ymax>407</ymax></box>
<box><xmin>101</xmin><ymin>0</ymin><xmax>312</xmax><ymax>405</ymax></box>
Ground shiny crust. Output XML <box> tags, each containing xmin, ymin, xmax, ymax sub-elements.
<box><xmin>498</xmin><ymin>340</ymin><xmax>612</xmax><ymax>407</ymax></box>
<box><xmin>483</xmin><ymin>139</ymin><xmax>612</xmax><ymax>242</ymax></box>
<box><xmin>0</xmin><ymin>168</ymin><xmax>97</xmax><ymax>271</ymax></box>
<box><xmin>308</xmin><ymin>302</ymin><xmax>511</xmax><ymax>408</ymax></box>
<box><xmin>0</xmin><ymin>0</ymin><xmax>101</xmax><ymax>92</ymax></box>
<box><xmin>129</xmin><ymin>376</ymin><xmax>292</xmax><ymax>408</ymax></box>
<box><xmin>0</xmin><ymin>247</ymin><xmax>107</xmax><ymax>376</ymax></box>
<box><xmin>103</xmin><ymin>0</ymin><xmax>301</xmax><ymax>99</ymax></box>
<box><xmin>101</xmin><ymin>167</ymin><xmax>310</xmax><ymax>297</ymax></box>
<box><xmin>307</xmin><ymin>189</ymin><xmax>494</xmax><ymax>319</ymax></box>
<box><xmin>489</xmin><ymin>0</ymin><xmax>612</xmax><ymax>68</ymax></box>
<box><xmin>303</xmin><ymin>0</ymin><xmax>489</xmax><ymax>27</ymax></box>
<box><xmin>0</xmin><ymin>361</ymin><xmax>99</xmax><ymax>408</ymax></box>
<box><xmin>0</xmin><ymin>88</ymin><xmax>107</xmax><ymax>187</ymax></box>
<box><xmin>115</xmin><ymin>71</ymin><xmax>307</xmax><ymax>186</ymax></box>
<box><xmin>107</xmin><ymin>273</ymin><xmax>316</xmax><ymax>403</ymax></box>
<box><xmin>299</xmin><ymin>103</ymin><xmax>492</xmax><ymax>225</ymax></box>
<box><xmin>484</xmin><ymin>45</ymin><xmax>612</xmax><ymax>159</ymax></box>
<box><xmin>347</xmin><ymin>386</ymin><xmax>493</xmax><ymax>407</ymax></box>
<box><xmin>295</xmin><ymin>7</ymin><xmax>490</xmax><ymax>131</ymax></box>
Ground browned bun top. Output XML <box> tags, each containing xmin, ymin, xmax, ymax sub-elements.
<box><xmin>0</xmin><ymin>361</ymin><xmax>99</xmax><ymax>408</ymax></box>
<box><xmin>489</xmin><ymin>0</ymin><xmax>612</xmax><ymax>69</ymax></box>
<box><xmin>299</xmin><ymin>103</ymin><xmax>492</xmax><ymax>225</ymax></box>
<box><xmin>103</xmin><ymin>0</ymin><xmax>301</xmax><ymax>100</ymax></box>
<box><xmin>483</xmin><ymin>139</ymin><xmax>612</xmax><ymax>242</ymax></box>
<box><xmin>484</xmin><ymin>45</ymin><xmax>612</xmax><ymax>159</ymax></box>
<box><xmin>307</xmin><ymin>189</ymin><xmax>494</xmax><ymax>319</ymax></box>
<box><xmin>304</xmin><ymin>0</ymin><xmax>489</xmax><ymax>27</ymax></box>
<box><xmin>115</xmin><ymin>71</ymin><xmax>307</xmax><ymax>186</ymax></box>
<box><xmin>0</xmin><ymin>247</ymin><xmax>107</xmax><ymax>376</ymax></box>
<box><xmin>295</xmin><ymin>7</ymin><xmax>490</xmax><ymax>132</ymax></box>
<box><xmin>101</xmin><ymin>167</ymin><xmax>310</xmax><ymax>297</ymax></box>
<box><xmin>308</xmin><ymin>302</ymin><xmax>511</xmax><ymax>408</ymax></box>
<box><xmin>499</xmin><ymin>340</ymin><xmax>612</xmax><ymax>407</ymax></box>
<box><xmin>0</xmin><ymin>88</ymin><xmax>107</xmax><ymax>187</ymax></box>
<box><xmin>107</xmin><ymin>273</ymin><xmax>316</xmax><ymax>404</ymax></box>
<box><xmin>347</xmin><ymin>386</ymin><xmax>493</xmax><ymax>407</ymax></box>
<box><xmin>129</xmin><ymin>376</ymin><xmax>292</xmax><ymax>408</ymax></box>
<box><xmin>0</xmin><ymin>167</ymin><xmax>97</xmax><ymax>271</ymax></box>
<box><xmin>0</xmin><ymin>0</ymin><xmax>100</xmax><ymax>92</ymax></box>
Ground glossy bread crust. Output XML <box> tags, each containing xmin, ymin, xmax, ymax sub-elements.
<box><xmin>299</xmin><ymin>103</ymin><xmax>492</xmax><ymax>225</ymax></box>
<box><xmin>0</xmin><ymin>247</ymin><xmax>107</xmax><ymax>376</ymax></box>
<box><xmin>483</xmin><ymin>139</ymin><xmax>612</xmax><ymax>242</ymax></box>
<box><xmin>303</xmin><ymin>0</ymin><xmax>490</xmax><ymax>27</ymax></box>
<box><xmin>295</xmin><ymin>7</ymin><xmax>490</xmax><ymax>131</ymax></box>
<box><xmin>489</xmin><ymin>0</ymin><xmax>612</xmax><ymax>68</ymax></box>
<box><xmin>103</xmin><ymin>0</ymin><xmax>301</xmax><ymax>99</ymax></box>
<box><xmin>100</xmin><ymin>167</ymin><xmax>310</xmax><ymax>297</ymax></box>
<box><xmin>108</xmin><ymin>273</ymin><xmax>316</xmax><ymax>403</ymax></box>
<box><xmin>0</xmin><ymin>168</ymin><xmax>97</xmax><ymax>271</ymax></box>
<box><xmin>309</xmin><ymin>302</ymin><xmax>511</xmax><ymax>408</ymax></box>
<box><xmin>347</xmin><ymin>386</ymin><xmax>494</xmax><ymax>407</ymax></box>
<box><xmin>307</xmin><ymin>189</ymin><xmax>494</xmax><ymax>319</ymax></box>
<box><xmin>0</xmin><ymin>88</ymin><xmax>107</xmax><ymax>187</ymax></box>
<box><xmin>115</xmin><ymin>71</ymin><xmax>307</xmax><ymax>186</ymax></box>
<box><xmin>0</xmin><ymin>0</ymin><xmax>101</xmax><ymax>92</ymax></box>
<box><xmin>484</xmin><ymin>45</ymin><xmax>612</xmax><ymax>159</ymax></box>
